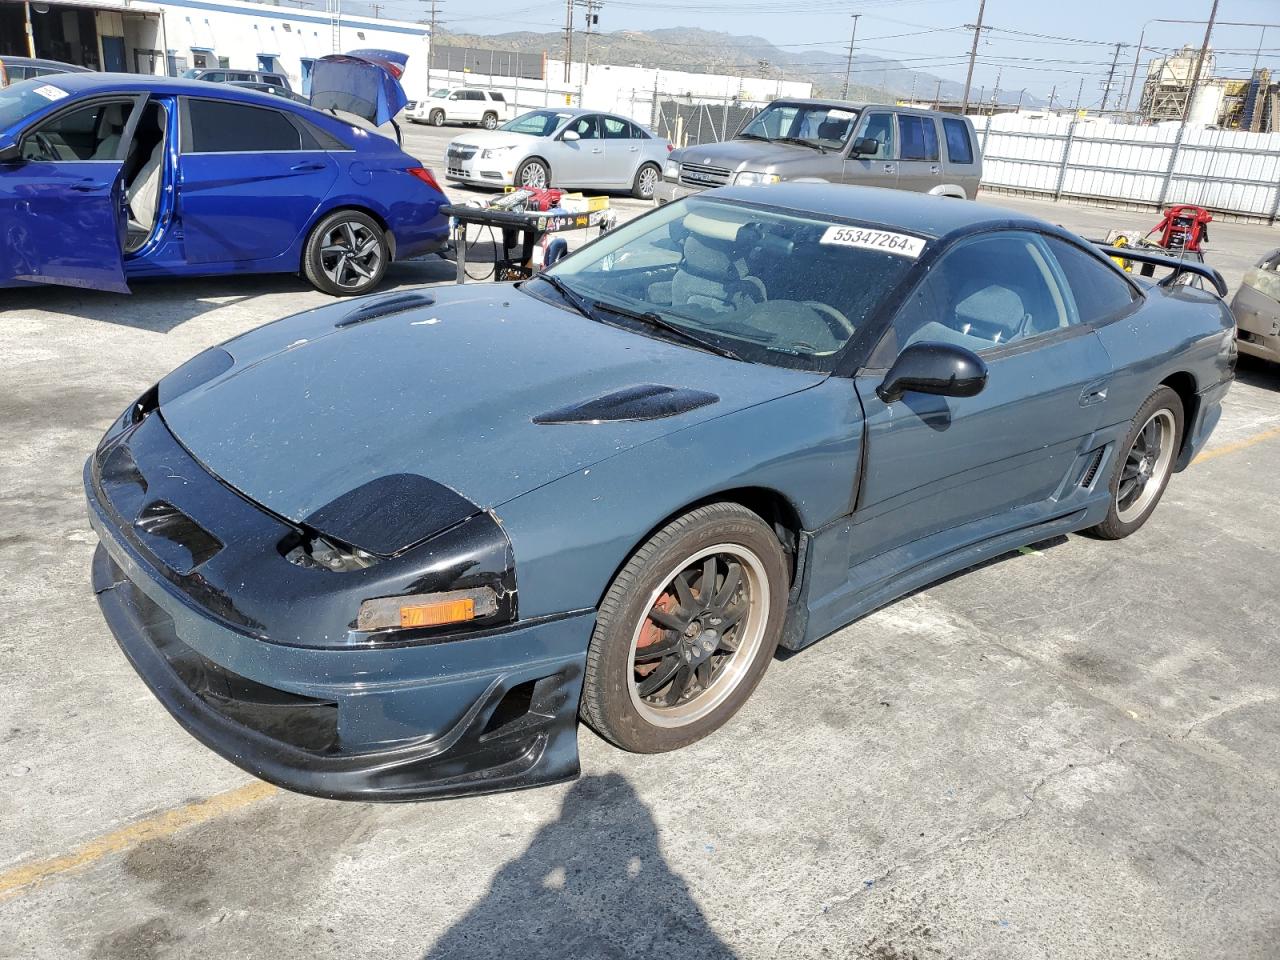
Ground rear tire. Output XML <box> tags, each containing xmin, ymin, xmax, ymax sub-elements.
<box><xmin>632</xmin><ymin>162</ymin><xmax>661</xmax><ymax>200</ymax></box>
<box><xmin>429</xmin><ymin>109</ymin><xmax>445</xmax><ymax>127</ymax></box>
<box><xmin>581</xmin><ymin>503</ymin><xmax>788</xmax><ymax>753</ymax></box>
<box><xmin>1086</xmin><ymin>386</ymin><xmax>1184</xmax><ymax>540</ymax></box>
<box><xmin>302</xmin><ymin>210</ymin><xmax>389</xmax><ymax>297</ymax></box>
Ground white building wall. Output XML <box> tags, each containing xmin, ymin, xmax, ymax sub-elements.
<box><xmin>142</xmin><ymin>0</ymin><xmax>428</xmax><ymax>92</ymax></box>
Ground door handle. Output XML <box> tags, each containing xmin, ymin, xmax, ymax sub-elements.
<box><xmin>591</xmin><ymin>148</ymin><xmax>603</xmax><ymax>154</ymax></box>
<box><xmin>1079</xmin><ymin>379</ymin><xmax>1110</xmax><ymax>406</ymax></box>
<box><xmin>883</xmin><ymin>163</ymin><xmax>895</xmax><ymax>174</ymax></box>
<box><xmin>629</xmin><ymin>146</ymin><xmax>639</xmax><ymax>152</ymax></box>
<box><xmin>290</xmin><ymin>161</ymin><xmax>326</xmax><ymax>172</ymax></box>
<box><xmin>70</xmin><ymin>180</ymin><xmax>107</xmax><ymax>192</ymax></box>
<box><xmin>930</xmin><ymin>164</ymin><xmax>941</xmax><ymax>174</ymax></box>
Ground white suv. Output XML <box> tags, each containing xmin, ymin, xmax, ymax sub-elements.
<box><xmin>411</xmin><ymin>88</ymin><xmax>513</xmax><ymax>129</ymax></box>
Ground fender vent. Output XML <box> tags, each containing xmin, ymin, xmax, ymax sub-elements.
<box><xmin>1080</xmin><ymin>448</ymin><xmax>1106</xmax><ymax>489</ymax></box>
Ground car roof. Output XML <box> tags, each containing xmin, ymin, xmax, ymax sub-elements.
<box><xmin>704</xmin><ymin>183</ymin><xmax>1054</xmax><ymax>241</ymax></box>
<box><xmin>1</xmin><ymin>56</ymin><xmax>92</xmax><ymax>71</ymax></box>
<box><xmin>22</xmin><ymin>72</ymin><xmax>276</xmax><ymax>98</ymax></box>
<box><xmin>764</xmin><ymin>97</ymin><xmax>966</xmax><ymax>119</ymax></box>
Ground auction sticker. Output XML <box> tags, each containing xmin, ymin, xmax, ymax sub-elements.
<box><xmin>33</xmin><ymin>84</ymin><xmax>69</xmax><ymax>101</ymax></box>
<box><xmin>820</xmin><ymin>225</ymin><xmax>926</xmax><ymax>258</ymax></box>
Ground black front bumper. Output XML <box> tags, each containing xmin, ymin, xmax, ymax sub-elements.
<box><xmin>93</xmin><ymin>545</ymin><xmax>588</xmax><ymax>801</ymax></box>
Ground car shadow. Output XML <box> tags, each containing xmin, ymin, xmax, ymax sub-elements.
<box><xmin>0</xmin><ymin>257</ymin><xmax>458</xmax><ymax>334</ymax></box>
<box><xmin>420</xmin><ymin>773</ymin><xmax>737</xmax><ymax>960</ymax></box>
<box><xmin>1235</xmin><ymin>355</ymin><xmax>1280</xmax><ymax>391</ymax></box>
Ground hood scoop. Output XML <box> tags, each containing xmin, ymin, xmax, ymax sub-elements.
<box><xmin>533</xmin><ymin>384</ymin><xmax>719</xmax><ymax>425</ymax></box>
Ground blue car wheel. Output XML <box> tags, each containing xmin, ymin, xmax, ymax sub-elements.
<box><xmin>581</xmin><ymin>502</ymin><xmax>788</xmax><ymax>753</ymax></box>
<box><xmin>303</xmin><ymin>209</ymin><xmax>389</xmax><ymax>297</ymax></box>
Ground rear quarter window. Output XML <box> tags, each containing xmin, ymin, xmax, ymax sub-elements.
<box><xmin>943</xmin><ymin>118</ymin><xmax>974</xmax><ymax>164</ymax></box>
<box><xmin>1045</xmin><ymin>237</ymin><xmax>1138</xmax><ymax>324</ymax></box>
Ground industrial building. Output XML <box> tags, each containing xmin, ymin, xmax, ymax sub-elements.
<box><xmin>0</xmin><ymin>0</ymin><xmax>428</xmax><ymax>94</ymax></box>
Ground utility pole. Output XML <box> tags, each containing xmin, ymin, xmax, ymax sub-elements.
<box><xmin>960</xmin><ymin>0</ymin><xmax>987</xmax><ymax>113</ymax></box>
<box><xmin>933</xmin><ymin>78</ymin><xmax>942</xmax><ymax>109</ymax></box>
<box><xmin>22</xmin><ymin>0</ymin><xmax>36</xmax><ymax>57</ymax></box>
<box><xmin>1099</xmin><ymin>41</ymin><xmax>1124</xmax><ymax>112</ymax></box>
<box><xmin>370</xmin><ymin>2</ymin><xmax>381</xmax><ymax>16</ymax></box>
<box><xmin>562</xmin><ymin>0</ymin><xmax>573</xmax><ymax>83</ymax></box>
<box><xmin>1074</xmin><ymin>77</ymin><xmax>1084</xmax><ymax>111</ymax></box>
<box><xmin>1015</xmin><ymin>88</ymin><xmax>1025</xmax><ymax>113</ymax></box>
<box><xmin>990</xmin><ymin>66</ymin><xmax>1001</xmax><ymax>116</ymax></box>
<box><xmin>580</xmin><ymin>0</ymin><xmax>600</xmax><ymax>84</ymax></box>
<box><xmin>1181</xmin><ymin>0</ymin><xmax>1219</xmax><ymax>123</ymax></box>
<box><xmin>1048</xmin><ymin>84</ymin><xmax>1057</xmax><ymax>111</ymax></box>
<box><xmin>1124</xmin><ymin>19</ymin><xmax>1155</xmax><ymax>112</ymax></box>
<box><xmin>842</xmin><ymin>13</ymin><xmax>861</xmax><ymax>101</ymax></box>
<box><xmin>425</xmin><ymin>0</ymin><xmax>440</xmax><ymax>95</ymax></box>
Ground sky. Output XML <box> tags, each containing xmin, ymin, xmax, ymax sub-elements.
<box><xmin>370</xmin><ymin>0</ymin><xmax>1280</xmax><ymax>108</ymax></box>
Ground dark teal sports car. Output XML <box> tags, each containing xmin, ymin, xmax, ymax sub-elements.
<box><xmin>86</xmin><ymin>185</ymin><xmax>1235</xmax><ymax>800</ymax></box>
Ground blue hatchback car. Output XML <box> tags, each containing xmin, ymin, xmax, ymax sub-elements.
<box><xmin>0</xmin><ymin>73</ymin><xmax>448</xmax><ymax>296</ymax></box>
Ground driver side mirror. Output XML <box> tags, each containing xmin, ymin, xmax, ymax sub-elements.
<box><xmin>877</xmin><ymin>341</ymin><xmax>987</xmax><ymax>404</ymax></box>
<box><xmin>850</xmin><ymin>137</ymin><xmax>879</xmax><ymax>157</ymax></box>
<box><xmin>543</xmin><ymin>238</ymin><xmax>569</xmax><ymax>268</ymax></box>
<box><xmin>561</xmin><ymin>129</ymin><xmax>580</xmax><ymax>142</ymax></box>
<box><xmin>0</xmin><ymin>138</ymin><xmax>21</xmax><ymax>163</ymax></box>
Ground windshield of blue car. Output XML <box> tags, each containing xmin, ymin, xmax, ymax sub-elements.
<box><xmin>0</xmin><ymin>78</ymin><xmax>71</xmax><ymax>130</ymax></box>
<box><xmin>501</xmin><ymin>110</ymin><xmax>573</xmax><ymax>137</ymax></box>
<box><xmin>537</xmin><ymin>195</ymin><xmax>923</xmax><ymax>371</ymax></box>
<box><xmin>739</xmin><ymin>103</ymin><xmax>860</xmax><ymax>151</ymax></box>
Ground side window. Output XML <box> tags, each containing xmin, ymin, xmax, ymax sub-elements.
<box><xmin>882</xmin><ymin>232</ymin><xmax>1077</xmax><ymax>359</ymax></box>
<box><xmin>857</xmin><ymin>113</ymin><xmax>895</xmax><ymax>159</ymax></box>
<box><xmin>1045</xmin><ymin>237</ymin><xmax>1138</xmax><ymax>324</ymax></box>
<box><xmin>899</xmin><ymin>115</ymin><xmax>939</xmax><ymax>161</ymax></box>
<box><xmin>602</xmin><ymin>116</ymin><xmax>630</xmax><ymax>139</ymax></box>
<box><xmin>22</xmin><ymin>100</ymin><xmax>133</xmax><ymax>162</ymax></box>
<box><xmin>626</xmin><ymin>121</ymin><xmax>648</xmax><ymax>139</ymax></box>
<box><xmin>202</xmin><ymin>72</ymin><xmax>225</xmax><ymax>82</ymax></box>
<box><xmin>566</xmin><ymin>115</ymin><xmax>599</xmax><ymax>139</ymax></box>
<box><xmin>263</xmin><ymin>75</ymin><xmax>285</xmax><ymax>88</ymax></box>
<box><xmin>489</xmin><ymin>93</ymin><xmax>506</xmax><ymax>102</ymax></box>
<box><xmin>185</xmin><ymin>99</ymin><xmax>301</xmax><ymax>152</ymax></box>
<box><xmin>942</xmin><ymin>117</ymin><xmax>973</xmax><ymax>165</ymax></box>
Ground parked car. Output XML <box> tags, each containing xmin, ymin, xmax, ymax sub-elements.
<box><xmin>1231</xmin><ymin>248</ymin><xmax>1280</xmax><ymax>364</ymax></box>
<box><xmin>657</xmin><ymin>98</ymin><xmax>981</xmax><ymax>204</ymax></box>
<box><xmin>181</xmin><ymin>67</ymin><xmax>291</xmax><ymax>91</ymax></box>
<box><xmin>227</xmin><ymin>80</ymin><xmax>310</xmax><ymax>104</ymax></box>
<box><xmin>410</xmin><ymin>86</ymin><xmax>513</xmax><ymax>128</ymax></box>
<box><xmin>0</xmin><ymin>73</ymin><xmax>448</xmax><ymax>296</ymax></box>
<box><xmin>445</xmin><ymin>108</ymin><xmax>671</xmax><ymax>198</ymax></box>
<box><xmin>85</xmin><ymin>183</ymin><xmax>1233</xmax><ymax>801</ymax></box>
<box><xmin>0</xmin><ymin>56</ymin><xmax>91</xmax><ymax>87</ymax></box>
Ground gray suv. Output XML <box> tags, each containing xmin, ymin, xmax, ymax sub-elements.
<box><xmin>656</xmin><ymin>99</ymin><xmax>981</xmax><ymax>203</ymax></box>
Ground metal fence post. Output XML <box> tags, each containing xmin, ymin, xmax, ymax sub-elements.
<box><xmin>1053</xmin><ymin>119</ymin><xmax>1078</xmax><ymax>201</ymax></box>
<box><xmin>1268</xmin><ymin>181</ymin><xmax>1280</xmax><ymax>224</ymax></box>
<box><xmin>980</xmin><ymin>114</ymin><xmax>993</xmax><ymax>155</ymax></box>
<box><xmin>1157</xmin><ymin>123</ymin><xmax>1187</xmax><ymax>209</ymax></box>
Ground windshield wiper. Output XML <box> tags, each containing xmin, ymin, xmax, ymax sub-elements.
<box><xmin>537</xmin><ymin>274</ymin><xmax>593</xmax><ymax>319</ymax></box>
<box><xmin>737</xmin><ymin>132</ymin><xmax>772</xmax><ymax>142</ymax></box>
<box><xmin>590</xmin><ymin>299</ymin><xmax>746</xmax><ymax>361</ymax></box>
<box><xmin>776</xmin><ymin>136</ymin><xmax>826</xmax><ymax>154</ymax></box>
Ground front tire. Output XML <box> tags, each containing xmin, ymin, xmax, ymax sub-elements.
<box><xmin>482</xmin><ymin>111</ymin><xmax>499</xmax><ymax>130</ymax></box>
<box><xmin>632</xmin><ymin>162</ymin><xmax>661</xmax><ymax>200</ymax></box>
<box><xmin>581</xmin><ymin>503</ymin><xmax>788</xmax><ymax>753</ymax></box>
<box><xmin>1086</xmin><ymin>386</ymin><xmax>1184</xmax><ymax>540</ymax></box>
<box><xmin>302</xmin><ymin>210</ymin><xmax>388</xmax><ymax>297</ymax></box>
<box><xmin>429</xmin><ymin>109</ymin><xmax>445</xmax><ymax>127</ymax></box>
<box><xmin>515</xmin><ymin>157</ymin><xmax>550</xmax><ymax>189</ymax></box>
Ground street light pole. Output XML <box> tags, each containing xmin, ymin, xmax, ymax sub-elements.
<box><xmin>960</xmin><ymin>0</ymin><xmax>987</xmax><ymax>113</ymax></box>
<box><xmin>1124</xmin><ymin>19</ymin><xmax>1155</xmax><ymax>112</ymax></box>
<box><xmin>842</xmin><ymin>13</ymin><xmax>861</xmax><ymax>101</ymax></box>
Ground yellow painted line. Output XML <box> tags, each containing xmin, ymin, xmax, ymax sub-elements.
<box><xmin>0</xmin><ymin>781</ymin><xmax>275</xmax><ymax>901</ymax></box>
<box><xmin>1192</xmin><ymin>424</ymin><xmax>1280</xmax><ymax>466</ymax></box>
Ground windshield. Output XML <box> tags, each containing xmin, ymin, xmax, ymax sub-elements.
<box><xmin>537</xmin><ymin>195</ymin><xmax>922</xmax><ymax>371</ymax></box>
<box><xmin>180</xmin><ymin>68</ymin><xmax>201</xmax><ymax>79</ymax></box>
<box><xmin>500</xmin><ymin>110</ymin><xmax>571</xmax><ymax>137</ymax></box>
<box><xmin>431</xmin><ymin>88</ymin><xmax>450</xmax><ymax>98</ymax></box>
<box><xmin>739</xmin><ymin>102</ymin><xmax>860</xmax><ymax>151</ymax></box>
<box><xmin>0</xmin><ymin>78</ymin><xmax>70</xmax><ymax>131</ymax></box>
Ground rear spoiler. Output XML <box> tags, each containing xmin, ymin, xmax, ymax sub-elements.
<box><xmin>1090</xmin><ymin>243</ymin><xmax>1228</xmax><ymax>298</ymax></box>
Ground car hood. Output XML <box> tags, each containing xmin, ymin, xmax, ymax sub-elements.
<box><xmin>674</xmin><ymin>138</ymin><xmax>834</xmax><ymax>172</ymax></box>
<box><xmin>449</xmin><ymin>130</ymin><xmax>541</xmax><ymax>150</ymax></box>
<box><xmin>160</xmin><ymin>285</ymin><xmax>825</xmax><ymax>535</ymax></box>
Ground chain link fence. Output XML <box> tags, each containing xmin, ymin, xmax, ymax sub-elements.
<box><xmin>651</xmin><ymin>97</ymin><xmax>762</xmax><ymax>147</ymax></box>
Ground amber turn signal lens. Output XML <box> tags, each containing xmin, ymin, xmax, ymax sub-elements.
<box><xmin>400</xmin><ymin>597</ymin><xmax>474</xmax><ymax>628</ymax></box>
<box><xmin>356</xmin><ymin>587</ymin><xmax>499</xmax><ymax>633</ymax></box>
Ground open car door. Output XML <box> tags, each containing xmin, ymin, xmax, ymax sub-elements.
<box><xmin>0</xmin><ymin>91</ymin><xmax>139</xmax><ymax>293</ymax></box>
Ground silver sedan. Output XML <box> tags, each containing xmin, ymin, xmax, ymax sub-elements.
<box><xmin>443</xmin><ymin>108</ymin><xmax>671</xmax><ymax>199</ymax></box>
